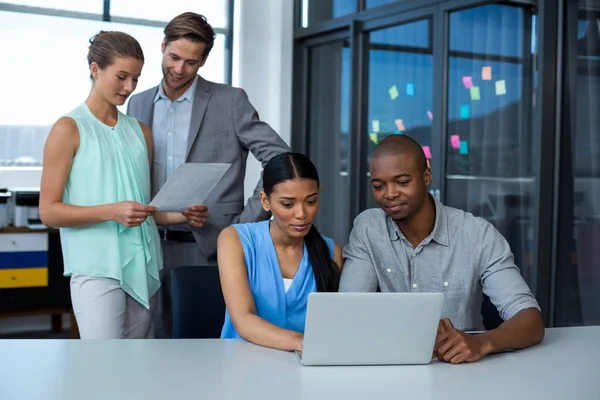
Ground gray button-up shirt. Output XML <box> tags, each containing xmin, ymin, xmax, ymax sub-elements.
<box><xmin>339</xmin><ymin>197</ymin><xmax>540</xmax><ymax>331</ymax></box>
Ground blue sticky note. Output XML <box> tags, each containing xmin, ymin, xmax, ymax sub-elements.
<box><xmin>406</xmin><ymin>83</ymin><xmax>415</xmax><ymax>96</ymax></box>
<box><xmin>459</xmin><ymin>140</ymin><xmax>469</xmax><ymax>155</ymax></box>
<box><xmin>460</xmin><ymin>105</ymin><xmax>470</xmax><ymax>119</ymax></box>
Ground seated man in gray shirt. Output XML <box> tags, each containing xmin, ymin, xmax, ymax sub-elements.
<box><xmin>340</xmin><ymin>134</ymin><xmax>544</xmax><ymax>364</ymax></box>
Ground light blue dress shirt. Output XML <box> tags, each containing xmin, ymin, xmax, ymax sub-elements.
<box><xmin>152</xmin><ymin>75</ymin><xmax>199</xmax><ymax>189</ymax></box>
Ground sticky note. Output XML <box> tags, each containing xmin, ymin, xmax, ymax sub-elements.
<box><xmin>369</xmin><ymin>133</ymin><xmax>378</xmax><ymax>145</ymax></box>
<box><xmin>388</xmin><ymin>85</ymin><xmax>399</xmax><ymax>100</ymax></box>
<box><xmin>394</xmin><ymin>119</ymin><xmax>405</xmax><ymax>131</ymax></box>
<box><xmin>427</xmin><ymin>111</ymin><xmax>433</xmax><ymax>120</ymax></box>
<box><xmin>495</xmin><ymin>80</ymin><xmax>506</xmax><ymax>95</ymax></box>
<box><xmin>460</xmin><ymin>105</ymin><xmax>470</xmax><ymax>119</ymax></box>
<box><xmin>470</xmin><ymin>86</ymin><xmax>481</xmax><ymax>101</ymax></box>
<box><xmin>450</xmin><ymin>135</ymin><xmax>460</xmax><ymax>149</ymax></box>
<box><xmin>459</xmin><ymin>140</ymin><xmax>469</xmax><ymax>155</ymax></box>
<box><xmin>462</xmin><ymin>76</ymin><xmax>473</xmax><ymax>89</ymax></box>
<box><xmin>406</xmin><ymin>83</ymin><xmax>415</xmax><ymax>96</ymax></box>
<box><xmin>372</xmin><ymin>120</ymin><xmax>380</xmax><ymax>133</ymax></box>
<box><xmin>482</xmin><ymin>66</ymin><xmax>492</xmax><ymax>80</ymax></box>
<box><xmin>422</xmin><ymin>146</ymin><xmax>432</xmax><ymax>159</ymax></box>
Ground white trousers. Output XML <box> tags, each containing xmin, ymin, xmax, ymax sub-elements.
<box><xmin>70</xmin><ymin>274</ymin><xmax>155</xmax><ymax>339</ymax></box>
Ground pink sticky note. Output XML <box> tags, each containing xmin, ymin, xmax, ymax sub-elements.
<box><xmin>394</xmin><ymin>119</ymin><xmax>405</xmax><ymax>131</ymax></box>
<box><xmin>422</xmin><ymin>145</ymin><xmax>432</xmax><ymax>159</ymax></box>
<box><xmin>450</xmin><ymin>135</ymin><xmax>460</xmax><ymax>149</ymax></box>
<box><xmin>427</xmin><ymin>111</ymin><xmax>433</xmax><ymax>120</ymax></box>
<box><xmin>462</xmin><ymin>76</ymin><xmax>473</xmax><ymax>89</ymax></box>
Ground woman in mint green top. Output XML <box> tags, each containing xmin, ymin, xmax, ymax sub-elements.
<box><xmin>39</xmin><ymin>31</ymin><xmax>165</xmax><ymax>339</ymax></box>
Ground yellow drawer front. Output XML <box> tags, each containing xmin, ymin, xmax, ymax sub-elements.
<box><xmin>0</xmin><ymin>268</ymin><xmax>48</xmax><ymax>289</ymax></box>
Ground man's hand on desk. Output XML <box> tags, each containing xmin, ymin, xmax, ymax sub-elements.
<box><xmin>433</xmin><ymin>318</ymin><xmax>492</xmax><ymax>364</ymax></box>
<box><xmin>183</xmin><ymin>205</ymin><xmax>209</xmax><ymax>228</ymax></box>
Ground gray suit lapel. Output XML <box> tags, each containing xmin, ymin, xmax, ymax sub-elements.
<box><xmin>186</xmin><ymin>76</ymin><xmax>212</xmax><ymax>159</ymax></box>
<box><xmin>142</xmin><ymin>86</ymin><xmax>158</xmax><ymax>129</ymax></box>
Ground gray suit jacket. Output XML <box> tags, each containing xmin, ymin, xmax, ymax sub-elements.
<box><xmin>127</xmin><ymin>75</ymin><xmax>290</xmax><ymax>263</ymax></box>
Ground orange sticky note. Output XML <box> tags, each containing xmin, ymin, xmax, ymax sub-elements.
<box><xmin>394</xmin><ymin>119</ymin><xmax>405</xmax><ymax>131</ymax></box>
<box><xmin>482</xmin><ymin>66</ymin><xmax>492</xmax><ymax>81</ymax></box>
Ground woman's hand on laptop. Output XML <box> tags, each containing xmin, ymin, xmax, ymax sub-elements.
<box><xmin>433</xmin><ymin>318</ymin><xmax>492</xmax><ymax>364</ymax></box>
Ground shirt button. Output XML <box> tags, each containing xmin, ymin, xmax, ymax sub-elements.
<box><xmin>386</xmin><ymin>268</ymin><xmax>391</xmax><ymax>273</ymax></box>
<box><xmin>168</xmin><ymin>132</ymin><xmax>172</xmax><ymax>136</ymax></box>
<box><xmin>444</xmin><ymin>282</ymin><xmax>449</xmax><ymax>287</ymax></box>
<box><xmin>412</xmin><ymin>283</ymin><xmax>417</xmax><ymax>289</ymax></box>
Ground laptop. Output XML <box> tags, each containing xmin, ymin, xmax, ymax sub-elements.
<box><xmin>296</xmin><ymin>292</ymin><xmax>444</xmax><ymax>366</ymax></box>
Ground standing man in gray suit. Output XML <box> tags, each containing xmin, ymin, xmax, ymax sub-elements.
<box><xmin>127</xmin><ymin>12</ymin><xmax>290</xmax><ymax>338</ymax></box>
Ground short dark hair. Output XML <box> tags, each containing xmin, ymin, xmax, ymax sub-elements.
<box><xmin>87</xmin><ymin>31</ymin><xmax>144</xmax><ymax>72</ymax></box>
<box><xmin>164</xmin><ymin>12</ymin><xmax>215</xmax><ymax>58</ymax></box>
<box><xmin>372</xmin><ymin>134</ymin><xmax>428</xmax><ymax>172</ymax></box>
<box><xmin>263</xmin><ymin>152</ymin><xmax>341</xmax><ymax>292</ymax></box>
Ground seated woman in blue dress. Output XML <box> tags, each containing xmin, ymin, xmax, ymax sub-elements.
<box><xmin>218</xmin><ymin>152</ymin><xmax>343</xmax><ymax>351</ymax></box>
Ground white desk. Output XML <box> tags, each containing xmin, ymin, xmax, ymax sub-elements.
<box><xmin>1</xmin><ymin>326</ymin><xmax>598</xmax><ymax>400</ymax></box>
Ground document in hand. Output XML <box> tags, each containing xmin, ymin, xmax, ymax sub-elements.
<box><xmin>150</xmin><ymin>163</ymin><xmax>231</xmax><ymax>212</ymax></box>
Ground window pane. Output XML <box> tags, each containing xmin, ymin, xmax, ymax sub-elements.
<box><xmin>449</xmin><ymin>5</ymin><xmax>524</xmax><ymax>58</ymax></box>
<box><xmin>110</xmin><ymin>0</ymin><xmax>229</xmax><ymax>28</ymax></box>
<box><xmin>554</xmin><ymin>3</ymin><xmax>600</xmax><ymax>326</ymax></box>
<box><xmin>366</xmin><ymin>0</ymin><xmax>400</xmax><ymax>9</ymax></box>
<box><xmin>300</xmin><ymin>0</ymin><xmax>356</xmax><ymax>27</ymax></box>
<box><xmin>3</xmin><ymin>0</ymin><xmax>102</xmax><ymax>13</ymax></box>
<box><xmin>0</xmin><ymin>11</ymin><xmax>227</xmax><ymax>163</ymax></box>
<box><xmin>307</xmin><ymin>40</ymin><xmax>351</xmax><ymax>245</ymax></box>
<box><xmin>370</xmin><ymin>19</ymin><xmax>429</xmax><ymax>48</ymax></box>
<box><xmin>444</xmin><ymin>5</ymin><xmax>537</xmax><ymax>291</ymax></box>
<box><xmin>367</xmin><ymin>19</ymin><xmax>433</xmax><ymax>209</ymax></box>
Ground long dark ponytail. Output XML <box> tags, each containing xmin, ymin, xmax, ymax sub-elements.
<box><xmin>263</xmin><ymin>152</ymin><xmax>341</xmax><ymax>292</ymax></box>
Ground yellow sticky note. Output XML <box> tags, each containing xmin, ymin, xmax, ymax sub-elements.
<box><xmin>495</xmin><ymin>80</ymin><xmax>506</xmax><ymax>95</ymax></box>
<box><xmin>482</xmin><ymin>66</ymin><xmax>492</xmax><ymax>81</ymax></box>
<box><xmin>470</xmin><ymin>86</ymin><xmax>481</xmax><ymax>101</ymax></box>
<box><xmin>372</xmin><ymin>120</ymin><xmax>380</xmax><ymax>133</ymax></box>
<box><xmin>369</xmin><ymin>133</ymin><xmax>378</xmax><ymax>145</ymax></box>
<box><xmin>388</xmin><ymin>85</ymin><xmax>399</xmax><ymax>100</ymax></box>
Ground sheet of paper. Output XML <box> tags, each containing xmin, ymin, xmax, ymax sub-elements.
<box><xmin>450</xmin><ymin>135</ymin><xmax>461</xmax><ymax>149</ymax></box>
<box><xmin>372</xmin><ymin>120</ymin><xmax>380</xmax><ymax>133</ymax></box>
<box><xmin>422</xmin><ymin>145</ymin><xmax>432</xmax><ymax>159</ymax></box>
<box><xmin>394</xmin><ymin>119</ymin><xmax>405</xmax><ymax>131</ymax></box>
<box><xmin>462</xmin><ymin>76</ymin><xmax>473</xmax><ymax>89</ymax></box>
<box><xmin>150</xmin><ymin>163</ymin><xmax>231</xmax><ymax>212</ymax></box>
<box><xmin>459</xmin><ymin>141</ymin><xmax>469</xmax><ymax>155</ymax></box>
<box><xmin>406</xmin><ymin>83</ymin><xmax>415</xmax><ymax>96</ymax></box>
<box><xmin>470</xmin><ymin>86</ymin><xmax>481</xmax><ymax>101</ymax></box>
<box><xmin>388</xmin><ymin>85</ymin><xmax>399</xmax><ymax>100</ymax></box>
<box><xmin>460</xmin><ymin>104</ymin><xmax>470</xmax><ymax>119</ymax></box>
<box><xmin>495</xmin><ymin>80</ymin><xmax>507</xmax><ymax>95</ymax></box>
<box><xmin>482</xmin><ymin>66</ymin><xmax>492</xmax><ymax>80</ymax></box>
<box><xmin>369</xmin><ymin>133</ymin><xmax>378</xmax><ymax>145</ymax></box>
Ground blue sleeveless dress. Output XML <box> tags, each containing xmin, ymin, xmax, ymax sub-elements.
<box><xmin>221</xmin><ymin>220</ymin><xmax>334</xmax><ymax>338</ymax></box>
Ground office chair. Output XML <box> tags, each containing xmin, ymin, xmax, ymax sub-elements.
<box><xmin>170</xmin><ymin>265</ymin><xmax>226</xmax><ymax>339</ymax></box>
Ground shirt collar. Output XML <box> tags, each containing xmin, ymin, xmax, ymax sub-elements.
<box><xmin>386</xmin><ymin>195</ymin><xmax>449</xmax><ymax>247</ymax></box>
<box><xmin>153</xmin><ymin>75</ymin><xmax>199</xmax><ymax>104</ymax></box>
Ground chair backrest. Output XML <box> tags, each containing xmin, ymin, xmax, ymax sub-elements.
<box><xmin>170</xmin><ymin>265</ymin><xmax>225</xmax><ymax>339</ymax></box>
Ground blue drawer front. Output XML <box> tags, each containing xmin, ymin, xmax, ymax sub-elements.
<box><xmin>0</xmin><ymin>251</ymin><xmax>48</xmax><ymax>269</ymax></box>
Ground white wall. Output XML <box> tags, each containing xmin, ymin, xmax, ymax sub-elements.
<box><xmin>232</xmin><ymin>0</ymin><xmax>294</xmax><ymax>200</ymax></box>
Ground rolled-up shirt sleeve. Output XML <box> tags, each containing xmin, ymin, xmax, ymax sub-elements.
<box><xmin>477</xmin><ymin>220</ymin><xmax>541</xmax><ymax>321</ymax></box>
<box><xmin>339</xmin><ymin>215</ymin><xmax>379</xmax><ymax>292</ymax></box>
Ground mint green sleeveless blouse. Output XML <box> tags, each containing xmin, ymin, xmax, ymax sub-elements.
<box><xmin>59</xmin><ymin>103</ymin><xmax>162</xmax><ymax>309</ymax></box>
